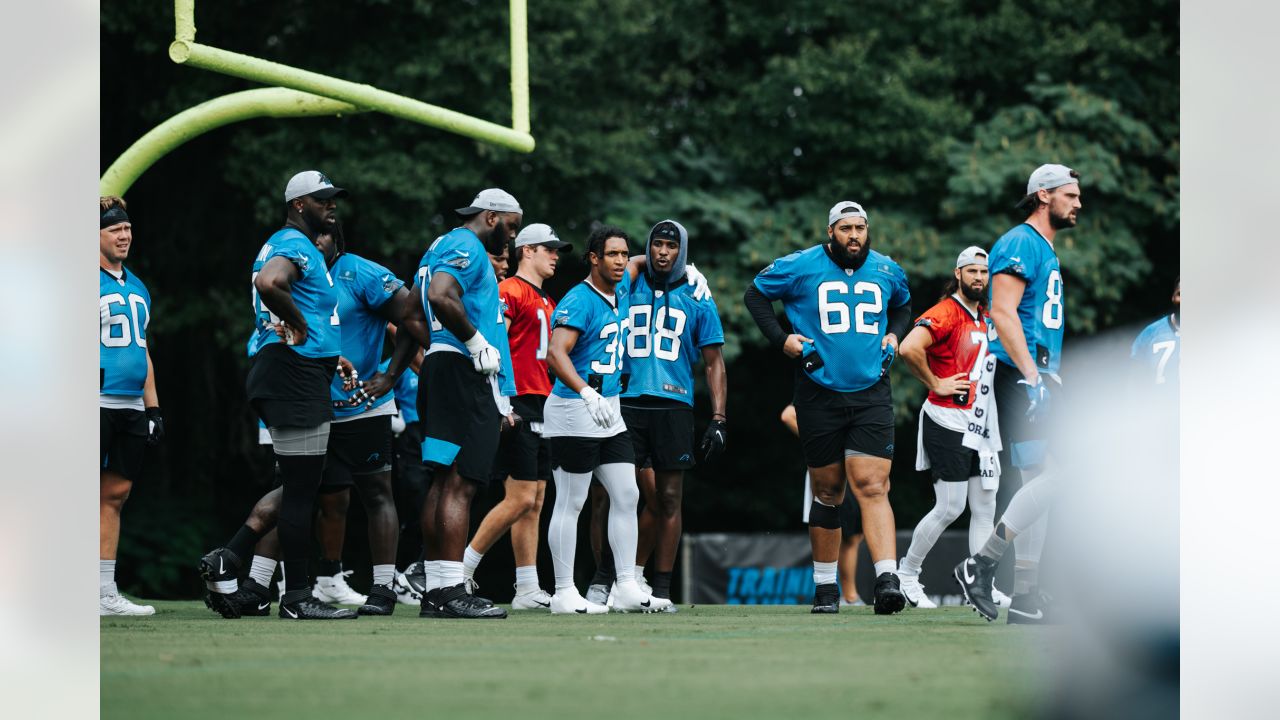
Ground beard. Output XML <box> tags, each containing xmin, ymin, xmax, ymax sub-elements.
<box><xmin>829</xmin><ymin>233</ymin><xmax>872</xmax><ymax>269</ymax></box>
<box><xmin>482</xmin><ymin>219</ymin><xmax>510</xmax><ymax>254</ymax></box>
<box><xmin>1049</xmin><ymin>207</ymin><xmax>1077</xmax><ymax>230</ymax></box>
<box><xmin>960</xmin><ymin>281</ymin><xmax>986</xmax><ymax>302</ymax></box>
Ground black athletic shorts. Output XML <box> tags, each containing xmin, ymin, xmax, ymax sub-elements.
<box><xmin>245</xmin><ymin>343</ymin><xmax>337</xmax><ymax>428</ymax></box>
<box><xmin>921</xmin><ymin>412</ymin><xmax>980</xmax><ymax>483</ymax></box>
<box><xmin>393</xmin><ymin>420</ymin><xmax>430</xmax><ymax>491</ymax></box>
<box><xmin>100</xmin><ymin>407</ymin><xmax>147</xmax><ymax>481</ymax></box>
<box><xmin>621</xmin><ymin>396</ymin><xmax>695</xmax><ymax>471</ymax></box>
<box><xmin>321</xmin><ymin>414</ymin><xmax>393</xmax><ymax>489</ymax></box>
<box><xmin>549</xmin><ymin>432</ymin><xmax>634</xmax><ymax>474</ymax></box>
<box><xmin>793</xmin><ymin>372</ymin><xmax>895</xmax><ymax>466</ymax></box>
<box><xmin>421</xmin><ymin>351</ymin><xmax>502</xmax><ymax>484</ymax></box>
<box><xmin>992</xmin><ymin>361</ymin><xmax>1059</xmax><ymax>471</ymax></box>
<box><xmin>493</xmin><ymin>395</ymin><xmax>551</xmax><ymax>482</ymax></box>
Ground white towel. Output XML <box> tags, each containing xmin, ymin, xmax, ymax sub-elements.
<box><xmin>962</xmin><ymin>352</ymin><xmax>1003</xmax><ymax>490</ymax></box>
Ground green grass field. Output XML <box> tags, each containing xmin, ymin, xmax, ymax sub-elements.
<box><xmin>102</xmin><ymin>601</ymin><xmax>1053</xmax><ymax>720</ymax></box>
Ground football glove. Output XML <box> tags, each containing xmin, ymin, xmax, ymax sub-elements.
<box><xmin>1018</xmin><ymin>376</ymin><xmax>1051</xmax><ymax>421</ymax></box>
<box><xmin>685</xmin><ymin>263</ymin><xmax>713</xmax><ymax>301</ymax></box>
<box><xmin>464</xmin><ymin>332</ymin><xmax>501</xmax><ymax>376</ymax></box>
<box><xmin>879</xmin><ymin>342</ymin><xmax>896</xmax><ymax>378</ymax></box>
<box><xmin>579</xmin><ymin>386</ymin><xmax>617</xmax><ymax>429</ymax></box>
<box><xmin>145</xmin><ymin>406</ymin><xmax>165</xmax><ymax>446</ymax></box>
<box><xmin>699</xmin><ymin>418</ymin><xmax>728</xmax><ymax>463</ymax></box>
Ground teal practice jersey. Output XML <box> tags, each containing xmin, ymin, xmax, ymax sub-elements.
<box><xmin>551</xmin><ymin>275</ymin><xmax>632</xmax><ymax>399</ymax></box>
<box><xmin>987</xmin><ymin>224</ymin><xmax>1064</xmax><ymax>373</ymax></box>
<box><xmin>249</xmin><ymin>227</ymin><xmax>340</xmax><ymax>359</ymax></box>
<box><xmin>1131</xmin><ymin>314</ymin><xmax>1179</xmax><ymax>386</ymax></box>
<box><xmin>329</xmin><ymin>253</ymin><xmax>403</xmax><ymax>418</ymax></box>
<box><xmin>622</xmin><ymin>273</ymin><xmax>724</xmax><ymax>405</ymax></box>
<box><xmin>100</xmin><ymin>267</ymin><xmax>151</xmax><ymax>396</ymax></box>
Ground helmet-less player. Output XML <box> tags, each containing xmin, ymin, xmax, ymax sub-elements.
<box><xmin>621</xmin><ymin>220</ymin><xmax>727</xmax><ymax>606</ymax></box>
<box><xmin>897</xmin><ymin>247</ymin><xmax>1007</xmax><ymax>609</ymax></box>
<box><xmin>200</xmin><ymin>171</ymin><xmax>358</xmax><ymax>620</ymax></box>
<box><xmin>744</xmin><ymin>201</ymin><xmax>913</xmax><ymax>615</ymax></box>
<box><xmin>462</xmin><ymin>224</ymin><xmax>571</xmax><ymax>610</ymax></box>
<box><xmin>1131</xmin><ymin>278</ymin><xmax>1179</xmax><ymax>387</ymax></box>
<box><xmin>954</xmin><ymin>164</ymin><xmax>1081</xmax><ymax>623</ymax></box>
<box><xmin>543</xmin><ymin>226</ymin><xmax>672</xmax><ymax>614</ymax></box>
<box><xmin>396</xmin><ymin>189</ymin><xmax>520</xmax><ymax>619</ymax></box>
<box><xmin>99</xmin><ymin>196</ymin><xmax>161</xmax><ymax>616</ymax></box>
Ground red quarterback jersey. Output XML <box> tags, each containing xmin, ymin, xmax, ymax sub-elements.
<box><xmin>500</xmin><ymin>276</ymin><xmax>556</xmax><ymax>397</ymax></box>
<box><xmin>915</xmin><ymin>296</ymin><xmax>990</xmax><ymax>410</ymax></box>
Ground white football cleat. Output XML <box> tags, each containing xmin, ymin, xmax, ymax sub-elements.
<box><xmin>511</xmin><ymin>587</ymin><xmax>553</xmax><ymax>611</ymax></box>
<box><xmin>898</xmin><ymin>571</ymin><xmax>937</xmax><ymax>609</ymax></box>
<box><xmin>992</xmin><ymin>584</ymin><xmax>1013</xmax><ymax>609</ymax></box>
<box><xmin>610</xmin><ymin>580</ymin><xmax>670</xmax><ymax>613</ymax></box>
<box><xmin>393</xmin><ymin>572</ymin><xmax>422</xmax><ymax>606</ymax></box>
<box><xmin>313</xmin><ymin>570</ymin><xmax>367</xmax><ymax>605</ymax></box>
<box><xmin>636</xmin><ymin>574</ymin><xmax>653</xmax><ymax>596</ymax></box>
<box><xmin>100</xmin><ymin>591</ymin><xmax>155</xmax><ymax>616</ymax></box>
<box><xmin>550</xmin><ymin>588</ymin><xmax>608</xmax><ymax>615</ymax></box>
<box><xmin>585</xmin><ymin>583</ymin><xmax>610</xmax><ymax>605</ymax></box>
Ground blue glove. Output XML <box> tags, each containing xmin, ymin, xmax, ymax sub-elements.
<box><xmin>1018</xmin><ymin>377</ymin><xmax>1051</xmax><ymax>421</ymax></box>
<box><xmin>879</xmin><ymin>342</ymin><xmax>896</xmax><ymax>378</ymax></box>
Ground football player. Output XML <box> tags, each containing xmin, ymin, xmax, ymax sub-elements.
<box><xmin>1131</xmin><ymin>278</ymin><xmax>1179</xmax><ymax>387</ymax></box>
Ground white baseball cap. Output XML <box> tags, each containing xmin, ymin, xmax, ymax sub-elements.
<box><xmin>1016</xmin><ymin>163</ymin><xmax>1080</xmax><ymax>208</ymax></box>
<box><xmin>514</xmin><ymin>223</ymin><xmax>571</xmax><ymax>250</ymax></box>
<box><xmin>956</xmin><ymin>246</ymin><xmax>988</xmax><ymax>269</ymax></box>
<box><xmin>827</xmin><ymin>201</ymin><xmax>868</xmax><ymax>227</ymax></box>
<box><xmin>455</xmin><ymin>188</ymin><xmax>522</xmax><ymax>216</ymax></box>
<box><xmin>284</xmin><ymin>170</ymin><xmax>347</xmax><ymax>202</ymax></box>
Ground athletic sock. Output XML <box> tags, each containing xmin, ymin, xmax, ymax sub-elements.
<box><xmin>813</xmin><ymin>561</ymin><xmax>837</xmax><ymax>586</ymax></box>
<box><xmin>438</xmin><ymin>560</ymin><xmax>465</xmax><ymax>588</ymax></box>
<box><xmin>372</xmin><ymin>564</ymin><xmax>395</xmax><ymax>587</ymax></box>
<box><xmin>249</xmin><ymin>555</ymin><xmax>277</xmax><ymax>587</ymax></box>
<box><xmin>635</xmin><ymin>565</ymin><xmax>646</xmax><ymax>582</ymax></box>
<box><xmin>514</xmin><ymin>565</ymin><xmax>539</xmax><ymax>593</ymax></box>
<box><xmin>873</xmin><ymin>559</ymin><xmax>897</xmax><ymax>577</ymax></box>
<box><xmin>462</xmin><ymin>546</ymin><xmax>484</xmax><ymax>580</ymax></box>
<box><xmin>226</xmin><ymin>524</ymin><xmax>262</xmax><ymax>564</ymax></box>
<box><xmin>651</xmin><ymin>571</ymin><xmax>673</xmax><ymax>599</ymax></box>
<box><xmin>100</xmin><ymin>559</ymin><xmax>116</xmax><ymax>594</ymax></box>
<box><xmin>275</xmin><ymin>452</ymin><xmax>325</xmax><ymax>591</ymax></box>
<box><xmin>978</xmin><ymin>523</ymin><xmax>1013</xmax><ymax>562</ymax></box>
<box><xmin>549</xmin><ymin>468</ymin><xmax>593</xmax><ymax>591</ymax></box>
<box><xmin>596</xmin><ymin>463</ymin><xmax>641</xmax><ymax>585</ymax></box>
<box><xmin>317</xmin><ymin>558</ymin><xmax>342</xmax><ymax>578</ymax></box>
<box><xmin>282</xmin><ymin>560</ymin><xmax>309</xmax><ymax>593</ymax></box>
<box><xmin>424</xmin><ymin>561</ymin><xmax>443</xmax><ymax>592</ymax></box>
<box><xmin>1013</xmin><ymin>561</ymin><xmax>1039</xmax><ymax>596</ymax></box>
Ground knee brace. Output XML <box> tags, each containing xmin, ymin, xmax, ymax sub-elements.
<box><xmin>809</xmin><ymin>499</ymin><xmax>841</xmax><ymax>530</ymax></box>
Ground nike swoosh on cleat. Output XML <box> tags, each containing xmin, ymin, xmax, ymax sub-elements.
<box><xmin>1009</xmin><ymin>608</ymin><xmax>1044</xmax><ymax>620</ymax></box>
<box><xmin>219</xmin><ymin>557</ymin><xmax>225</xmax><ymax>574</ymax></box>
<box><xmin>258</xmin><ymin>603</ymin><xmax>270</xmax><ymax>611</ymax></box>
<box><xmin>535</xmin><ymin>600</ymin><xmax>550</xmax><ymax>607</ymax></box>
<box><xmin>962</xmin><ymin>561</ymin><xmax>975</xmax><ymax>584</ymax></box>
<box><xmin>641</xmin><ymin>600</ymin><xmax>650</xmax><ymax>607</ymax></box>
<box><xmin>575</xmin><ymin>608</ymin><xmax>587</xmax><ymax>614</ymax></box>
<box><xmin>284</xmin><ymin>608</ymin><xmax>298</xmax><ymax>618</ymax></box>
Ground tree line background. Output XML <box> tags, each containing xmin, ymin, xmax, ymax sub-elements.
<box><xmin>101</xmin><ymin>0</ymin><xmax>1178</xmax><ymax>598</ymax></box>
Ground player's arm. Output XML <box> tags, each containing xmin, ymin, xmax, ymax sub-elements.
<box><xmin>358</xmin><ymin>288</ymin><xmax>416</xmax><ymax>401</ymax></box>
<box><xmin>546</xmin><ymin>326</ymin><xmax>587</xmax><ymax>393</ymax></box>
<box><xmin>743</xmin><ymin>283</ymin><xmax>810</xmax><ymax>358</ymax></box>
<box><xmin>779</xmin><ymin>404</ymin><xmax>799</xmax><ymax>438</ymax></box>
<box><xmin>885</xmin><ymin>300</ymin><xmax>912</xmax><ymax>352</ymax></box>
<box><xmin>255</xmin><ymin>256</ymin><xmax>308</xmax><ymax>341</ymax></box>
<box><xmin>426</xmin><ymin>271</ymin><xmax>476</xmax><ymax>339</ymax></box>
<box><xmin>143</xmin><ymin>348</ymin><xmax>163</xmax><ymax>445</ymax></box>
<box><xmin>990</xmin><ymin>273</ymin><xmax>1039</xmax><ymax>383</ymax></box>
<box><xmin>701</xmin><ymin>345</ymin><xmax>727</xmax><ymax>419</ymax></box>
<box><xmin>899</xmin><ymin>325</ymin><xmax>967</xmax><ymax>396</ymax></box>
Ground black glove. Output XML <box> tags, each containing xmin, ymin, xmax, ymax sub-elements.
<box><xmin>699</xmin><ymin>418</ymin><xmax>727</xmax><ymax>463</ymax></box>
<box><xmin>145</xmin><ymin>406</ymin><xmax>165</xmax><ymax>446</ymax></box>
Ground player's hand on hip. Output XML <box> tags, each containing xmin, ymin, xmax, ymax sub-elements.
<box><xmin>1018</xmin><ymin>376</ymin><xmax>1051</xmax><ymax>421</ymax></box>
<box><xmin>145</xmin><ymin>407</ymin><xmax>164</xmax><ymax>446</ymax></box>
<box><xmin>699</xmin><ymin>418</ymin><xmax>728</xmax><ymax>463</ymax></box>
<box><xmin>782</xmin><ymin>334</ymin><xmax>813</xmax><ymax>359</ymax></box>
<box><xmin>359</xmin><ymin>371</ymin><xmax>395</xmax><ymax>403</ymax></box>
<box><xmin>578</xmin><ymin>386</ymin><xmax>616</xmax><ymax>429</ymax></box>
<box><xmin>879</xmin><ymin>342</ymin><xmax>897</xmax><ymax>377</ymax></box>
<box><xmin>274</xmin><ymin>321</ymin><xmax>307</xmax><ymax>346</ymax></box>
<box><xmin>932</xmin><ymin>373</ymin><xmax>969</xmax><ymax>397</ymax></box>
<box><xmin>464</xmin><ymin>332</ymin><xmax>501</xmax><ymax>376</ymax></box>
<box><xmin>336</xmin><ymin>357</ymin><xmax>359</xmax><ymax>391</ymax></box>
<box><xmin>685</xmin><ymin>263</ymin><xmax>713</xmax><ymax>301</ymax></box>
<box><xmin>881</xmin><ymin>333</ymin><xmax>899</xmax><ymax>352</ymax></box>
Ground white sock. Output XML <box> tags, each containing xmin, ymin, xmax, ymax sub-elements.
<box><xmin>249</xmin><ymin>555</ymin><xmax>277</xmax><ymax>587</ymax></box>
<box><xmin>813</xmin><ymin>560</ymin><xmax>837</xmax><ymax>586</ymax></box>
<box><xmin>514</xmin><ymin>565</ymin><xmax>539</xmax><ymax>593</ymax></box>
<box><xmin>462</xmin><ymin>546</ymin><xmax>484</xmax><ymax>580</ymax></box>
<box><xmin>901</xmin><ymin>481</ymin><xmax>967</xmax><ymax>575</ymax></box>
<box><xmin>548</xmin><ymin>467</ymin><xmax>592</xmax><ymax>590</ymax></box>
<box><xmin>596</xmin><ymin>462</ymin><xmax>640</xmax><ymax>585</ymax></box>
<box><xmin>100</xmin><ymin>559</ymin><xmax>116</xmax><ymax>593</ymax></box>
<box><xmin>873</xmin><ymin>559</ymin><xmax>897</xmax><ymax>576</ymax></box>
<box><xmin>372</xmin><ymin>564</ymin><xmax>395</xmax><ymax>587</ymax></box>
<box><xmin>967</xmin><ymin>477</ymin><xmax>997</xmax><ymax>555</ymax></box>
<box><xmin>438</xmin><ymin>560</ymin><xmax>464</xmax><ymax>588</ymax></box>
<box><xmin>424</xmin><ymin>561</ymin><xmax>444</xmax><ymax>592</ymax></box>
<box><xmin>636</xmin><ymin>565</ymin><xmax>646</xmax><ymax>582</ymax></box>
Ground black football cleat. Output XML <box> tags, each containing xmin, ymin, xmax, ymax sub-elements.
<box><xmin>230</xmin><ymin>578</ymin><xmax>273</xmax><ymax>617</ymax></box>
<box><xmin>1007</xmin><ymin>590</ymin><xmax>1054</xmax><ymax>625</ymax></box>
<box><xmin>198</xmin><ymin>547</ymin><xmax>243</xmax><ymax>619</ymax></box>
<box><xmin>954</xmin><ymin>555</ymin><xmax>1000</xmax><ymax>622</ymax></box>
<box><xmin>278</xmin><ymin>588</ymin><xmax>357</xmax><ymax>620</ymax></box>
<box><xmin>403</xmin><ymin>562</ymin><xmax>427</xmax><ymax>596</ymax></box>
<box><xmin>873</xmin><ymin>572</ymin><xmax>907</xmax><ymax>615</ymax></box>
<box><xmin>811</xmin><ymin>583</ymin><xmax>840</xmax><ymax>614</ymax></box>
<box><xmin>358</xmin><ymin>583</ymin><xmax>398</xmax><ymax>616</ymax></box>
<box><xmin>419</xmin><ymin>588</ymin><xmax>444</xmax><ymax>618</ymax></box>
<box><xmin>436</xmin><ymin>583</ymin><xmax>507</xmax><ymax>619</ymax></box>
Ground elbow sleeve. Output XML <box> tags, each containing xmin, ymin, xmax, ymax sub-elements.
<box><xmin>888</xmin><ymin>300</ymin><xmax>912</xmax><ymax>341</ymax></box>
<box><xmin>744</xmin><ymin>284</ymin><xmax>789</xmax><ymax>351</ymax></box>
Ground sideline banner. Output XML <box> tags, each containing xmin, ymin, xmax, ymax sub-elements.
<box><xmin>682</xmin><ymin>530</ymin><xmax>979</xmax><ymax>605</ymax></box>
